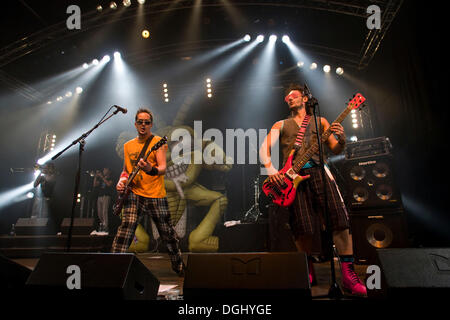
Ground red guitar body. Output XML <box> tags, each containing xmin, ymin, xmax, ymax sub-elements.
<box><xmin>262</xmin><ymin>153</ymin><xmax>310</xmax><ymax>207</ymax></box>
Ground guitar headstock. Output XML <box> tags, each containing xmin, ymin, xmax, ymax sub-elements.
<box><xmin>348</xmin><ymin>93</ymin><xmax>366</xmax><ymax>110</ymax></box>
<box><xmin>151</xmin><ymin>136</ymin><xmax>168</xmax><ymax>151</ymax></box>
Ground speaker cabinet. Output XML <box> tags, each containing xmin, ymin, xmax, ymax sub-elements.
<box><xmin>368</xmin><ymin>248</ymin><xmax>450</xmax><ymax>300</ymax></box>
<box><xmin>350</xmin><ymin>209</ymin><xmax>408</xmax><ymax>264</ymax></box>
<box><xmin>15</xmin><ymin>218</ymin><xmax>50</xmax><ymax>235</ymax></box>
<box><xmin>26</xmin><ymin>253</ymin><xmax>160</xmax><ymax>300</ymax></box>
<box><xmin>343</xmin><ymin>155</ymin><xmax>402</xmax><ymax>211</ymax></box>
<box><xmin>220</xmin><ymin>222</ymin><xmax>268</xmax><ymax>252</ymax></box>
<box><xmin>60</xmin><ymin>218</ymin><xmax>95</xmax><ymax>235</ymax></box>
<box><xmin>183</xmin><ymin>252</ymin><xmax>311</xmax><ymax>300</ymax></box>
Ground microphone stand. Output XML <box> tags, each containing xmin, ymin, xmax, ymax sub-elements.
<box><xmin>51</xmin><ymin>107</ymin><xmax>124</xmax><ymax>252</ymax></box>
<box><xmin>306</xmin><ymin>89</ymin><xmax>343</xmax><ymax>300</ymax></box>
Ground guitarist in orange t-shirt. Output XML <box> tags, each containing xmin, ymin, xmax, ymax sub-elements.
<box><xmin>111</xmin><ymin>108</ymin><xmax>185</xmax><ymax>276</ymax></box>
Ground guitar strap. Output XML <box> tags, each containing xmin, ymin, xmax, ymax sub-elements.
<box><xmin>134</xmin><ymin>135</ymin><xmax>154</xmax><ymax>170</ymax></box>
<box><xmin>292</xmin><ymin>115</ymin><xmax>311</xmax><ymax>154</ymax></box>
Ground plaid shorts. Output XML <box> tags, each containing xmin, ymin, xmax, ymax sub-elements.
<box><xmin>288</xmin><ymin>166</ymin><xmax>349</xmax><ymax>238</ymax></box>
<box><xmin>111</xmin><ymin>192</ymin><xmax>183</xmax><ymax>273</ymax></box>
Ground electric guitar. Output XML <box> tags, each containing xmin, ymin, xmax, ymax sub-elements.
<box><xmin>113</xmin><ymin>136</ymin><xmax>168</xmax><ymax>216</ymax></box>
<box><xmin>262</xmin><ymin>94</ymin><xmax>366</xmax><ymax>207</ymax></box>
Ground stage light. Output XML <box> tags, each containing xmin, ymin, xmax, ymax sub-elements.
<box><xmin>256</xmin><ymin>35</ymin><xmax>264</xmax><ymax>43</ymax></box>
<box><xmin>110</xmin><ymin>2</ymin><xmax>117</xmax><ymax>10</ymax></box>
<box><xmin>47</xmin><ymin>101</ymin><xmax>52</xmax><ymax>104</ymax></box>
<box><xmin>92</xmin><ymin>59</ymin><xmax>99</xmax><ymax>65</ymax></box>
<box><xmin>352</xmin><ymin>119</ymin><xmax>358</xmax><ymax>124</ymax></box>
<box><xmin>206</xmin><ymin>78</ymin><xmax>211</xmax><ymax>83</ymax></box>
<box><xmin>350</xmin><ymin>136</ymin><xmax>358</xmax><ymax>142</ymax></box>
<box><xmin>142</xmin><ymin>30</ymin><xmax>150</xmax><ymax>38</ymax></box>
<box><xmin>207</xmin><ymin>93</ymin><xmax>212</xmax><ymax>98</ymax></box>
<box><xmin>137</xmin><ymin>0</ymin><xmax>145</xmax><ymax>4</ymax></box>
<box><xmin>123</xmin><ymin>0</ymin><xmax>131</xmax><ymax>7</ymax></box>
<box><xmin>269</xmin><ymin>35</ymin><xmax>277</xmax><ymax>42</ymax></box>
<box><xmin>75</xmin><ymin>87</ymin><xmax>83</xmax><ymax>94</ymax></box>
<box><xmin>353</xmin><ymin>123</ymin><xmax>359</xmax><ymax>129</ymax></box>
<box><xmin>163</xmin><ymin>83</ymin><xmax>167</xmax><ymax>88</ymax></box>
<box><xmin>65</xmin><ymin>91</ymin><xmax>72</xmax><ymax>97</ymax></box>
<box><xmin>26</xmin><ymin>192</ymin><xmax>34</xmax><ymax>199</ymax></box>
<box><xmin>336</xmin><ymin>67</ymin><xmax>344</xmax><ymax>75</ymax></box>
<box><xmin>244</xmin><ymin>34</ymin><xmax>251</xmax><ymax>42</ymax></box>
<box><xmin>162</xmin><ymin>83</ymin><xmax>169</xmax><ymax>102</ymax></box>
<box><xmin>206</xmin><ymin>78</ymin><xmax>213</xmax><ymax>98</ymax></box>
<box><xmin>323</xmin><ymin>65</ymin><xmax>331</xmax><ymax>73</ymax></box>
<box><xmin>282</xmin><ymin>35</ymin><xmax>290</xmax><ymax>43</ymax></box>
<box><xmin>82</xmin><ymin>63</ymin><xmax>89</xmax><ymax>69</ymax></box>
<box><xmin>103</xmin><ymin>55</ymin><xmax>111</xmax><ymax>62</ymax></box>
<box><xmin>56</xmin><ymin>96</ymin><xmax>63</xmax><ymax>101</ymax></box>
<box><xmin>310</xmin><ymin>63</ymin><xmax>317</xmax><ymax>70</ymax></box>
<box><xmin>96</xmin><ymin>5</ymin><xmax>103</xmax><ymax>12</ymax></box>
<box><xmin>114</xmin><ymin>52</ymin><xmax>121</xmax><ymax>59</ymax></box>
<box><xmin>351</xmin><ymin>113</ymin><xmax>357</xmax><ymax>119</ymax></box>
<box><xmin>297</xmin><ymin>61</ymin><xmax>304</xmax><ymax>68</ymax></box>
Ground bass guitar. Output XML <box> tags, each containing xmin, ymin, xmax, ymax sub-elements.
<box><xmin>262</xmin><ymin>94</ymin><xmax>366</xmax><ymax>207</ymax></box>
<box><xmin>113</xmin><ymin>136</ymin><xmax>168</xmax><ymax>216</ymax></box>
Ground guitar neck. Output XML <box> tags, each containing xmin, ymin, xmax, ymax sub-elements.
<box><xmin>292</xmin><ymin>106</ymin><xmax>352</xmax><ymax>173</ymax></box>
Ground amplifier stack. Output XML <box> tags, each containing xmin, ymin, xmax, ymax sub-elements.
<box><xmin>343</xmin><ymin>137</ymin><xmax>409</xmax><ymax>264</ymax></box>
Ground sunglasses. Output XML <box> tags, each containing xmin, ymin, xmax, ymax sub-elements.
<box><xmin>284</xmin><ymin>92</ymin><xmax>301</xmax><ymax>103</ymax></box>
<box><xmin>136</xmin><ymin>120</ymin><xmax>151</xmax><ymax>125</ymax></box>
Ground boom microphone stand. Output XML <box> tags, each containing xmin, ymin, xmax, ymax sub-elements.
<box><xmin>304</xmin><ymin>84</ymin><xmax>343</xmax><ymax>300</ymax></box>
<box><xmin>51</xmin><ymin>106</ymin><xmax>126</xmax><ymax>252</ymax></box>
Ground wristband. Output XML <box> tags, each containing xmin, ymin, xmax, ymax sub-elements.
<box><xmin>147</xmin><ymin>167</ymin><xmax>158</xmax><ymax>176</ymax></box>
<box><xmin>120</xmin><ymin>171</ymin><xmax>129</xmax><ymax>179</ymax></box>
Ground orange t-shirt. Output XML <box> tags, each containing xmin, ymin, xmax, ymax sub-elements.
<box><xmin>123</xmin><ymin>136</ymin><xmax>166</xmax><ymax>198</ymax></box>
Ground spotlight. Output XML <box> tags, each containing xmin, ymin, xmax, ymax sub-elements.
<box><xmin>65</xmin><ymin>91</ymin><xmax>72</xmax><ymax>97</ymax></box>
<box><xmin>206</xmin><ymin>78</ymin><xmax>211</xmax><ymax>83</ymax></box>
<box><xmin>282</xmin><ymin>35</ymin><xmax>290</xmax><ymax>43</ymax></box>
<box><xmin>310</xmin><ymin>63</ymin><xmax>317</xmax><ymax>70</ymax></box>
<box><xmin>96</xmin><ymin>5</ymin><xmax>103</xmax><ymax>12</ymax></box>
<box><xmin>336</xmin><ymin>67</ymin><xmax>344</xmax><ymax>75</ymax></box>
<box><xmin>26</xmin><ymin>192</ymin><xmax>34</xmax><ymax>199</ymax></box>
<box><xmin>163</xmin><ymin>83</ymin><xmax>167</xmax><ymax>88</ymax></box>
<box><xmin>110</xmin><ymin>2</ymin><xmax>117</xmax><ymax>9</ymax></box>
<box><xmin>256</xmin><ymin>35</ymin><xmax>264</xmax><ymax>43</ymax></box>
<box><xmin>114</xmin><ymin>52</ymin><xmax>121</xmax><ymax>59</ymax></box>
<box><xmin>165</xmin><ymin>98</ymin><xmax>169</xmax><ymax>102</ymax></box>
<box><xmin>352</xmin><ymin>119</ymin><xmax>358</xmax><ymax>124</ymax></box>
<box><xmin>352</xmin><ymin>123</ymin><xmax>359</xmax><ymax>129</ymax></box>
<box><xmin>269</xmin><ymin>35</ymin><xmax>277</xmax><ymax>42</ymax></box>
<box><xmin>103</xmin><ymin>55</ymin><xmax>111</xmax><ymax>62</ymax></box>
<box><xmin>297</xmin><ymin>61</ymin><xmax>304</xmax><ymax>68</ymax></box>
<box><xmin>56</xmin><ymin>96</ymin><xmax>63</xmax><ymax>101</ymax></box>
<box><xmin>82</xmin><ymin>63</ymin><xmax>89</xmax><ymax>69</ymax></box>
<box><xmin>47</xmin><ymin>101</ymin><xmax>52</xmax><ymax>104</ymax></box>
<box><xmin>323</xmin><ymin>65</ymin><xmax>331</xmax><ymax>73</ymax></box>
<box><xmin>137</xmin><ymin>0</ymin><xmax>145</xmax><ymax>4</ymax></box>
<box><xmin>350</xmin><ymin>136</ymin><xmax>358</xmax><ymax>142</ymax></box>
<box><xmin>142</xmin><ymin>30</ymin><xmax>150</xmax><ymax>39</ymax></box>
<box><xmin>92</xmin><ymin>59</ymin><xmax>99</xmax><ymax>65</ymax></box>
<box><xmin>243</xmin><ymin>34</ymin><xmax>251</xmax><ymax>42</ymax></box>
<box><xmin>123</xmin><ymin>0</ymin><xmax>131</xmax><ymax>7</ymax></box>
<box><xmin>207</xmin><ymin>93</ymin><xmax>212</xmax><ymax>98</ymax></box>
<box><xmin>75</xmin><ymin>87</ymin><xmax>83</xmax><ymax>94</ymax></box>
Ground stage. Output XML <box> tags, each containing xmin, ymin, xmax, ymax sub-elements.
<box><xmin>10</xmin><ymin>252</ymin><xmax>368</xmax><ymax>300</ymax></box>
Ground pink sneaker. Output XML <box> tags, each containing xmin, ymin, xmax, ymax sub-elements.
<box><xmin>341</xmin><ymin>262</ymin><xmax>367</xmax><ymax>296</ymax></box>
<box><xmin>308</xmin><ymin>258</ymin><xmax>317</xmax><ymax>286</ymax></box>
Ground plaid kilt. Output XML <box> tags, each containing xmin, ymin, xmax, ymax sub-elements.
<box><xmin>289</xmin><ymin>166</ymin><xmax>349</xmax><ymax>238</ymax></box>
<box><xmin>111</xmin><ymin>192</ymin><xmax>183</xmax><ymax>273</ymax></box>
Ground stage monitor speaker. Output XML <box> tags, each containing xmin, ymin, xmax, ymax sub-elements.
<box><xmin>15</xmin><ymin>217</ymin><xmax>50</xmax><ymax>235</ymax></box>
<box><xmin>60</xmin><ymin>218</ymin><xmax>95</xmax><ymax>235</ymax></box>
<box><xmin>183</xmin><ymin>252</ymin><xmax>311</xmax><ymax>300</ymax></box>
<box><xmin>0</xmin><ymin>253</ymin><xmax>32</xmax><ymax>294</ymax></box>
<box><xmin>343</xmin><ymin>154</ymin><xmax>402</xmax><ymax>211</ymax></box>
<box><xmin>368</xmin><ymin>248</ymin><xmax>450</xmax><ymax>300</ymax></box>
<box><xmin>26</xmin><ymin>253</ymin><xmax>160</xmax><ymax>300</ymax></box>
<box><xmin>350</xmin><ymin>209</ymin><xmax>408</xmax><ymax>264</ymax></box>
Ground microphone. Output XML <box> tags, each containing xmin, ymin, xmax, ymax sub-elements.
<box><xmin>113</xmin><ymin>105</ymin><xmax>127</xmax><ymax>114</ymax></box>
<box><xmin>303</xmin><ymin>83</ymin><xmax>313</xmax><ymax>99</ymax></box>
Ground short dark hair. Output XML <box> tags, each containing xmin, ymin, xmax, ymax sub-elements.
<box><xmin>135</xmin><ymin>108</ymin><xmax>153</xmax><ymax>123</ymax></box>
<box><xmin>284</xmin><ymin>83</ymin><xmax>306</xmax><ymax>96</ymax></box>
